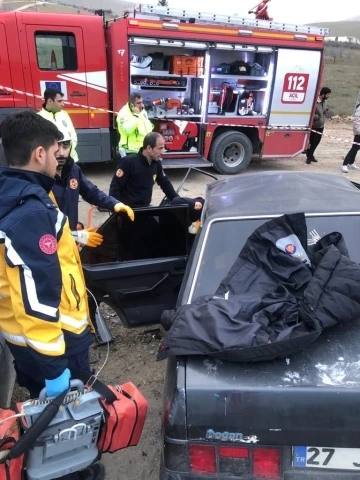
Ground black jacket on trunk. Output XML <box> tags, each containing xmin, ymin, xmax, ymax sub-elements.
<box><xmin>158</xmin><ymin>213</ymin><xmax>360</xmax><ymax>362</ymax></box>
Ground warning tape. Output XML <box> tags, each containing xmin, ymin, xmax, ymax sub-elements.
<box><xmin>1</xmin><ymin>84</ymin><xmax>360</xmax><ymax>147</ymax></box>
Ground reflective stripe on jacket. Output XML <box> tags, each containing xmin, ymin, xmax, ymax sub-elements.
<box><xmin>0</xmin><ymin>168</ymin><xmax>92</xmax><ymax>379</ymax></box>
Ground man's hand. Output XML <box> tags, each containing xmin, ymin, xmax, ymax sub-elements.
<box><xmin>45</xmin><ymin>368</ymin><xmax>71</xmax><ymax>398</ymax></box>
<box><xmin>71</xmin><ymin>229</ymin><xmax>103</xmax><ymax>247</ymax></box>
<box><xmin>132</xmin><ymin>105</ymin><xmax>142</xmax><ymax>115</ymax></box>
<box><xmin>114</xmin><ymin>203</ymin><xmax>135</xmax><ymax>221</ymax></box>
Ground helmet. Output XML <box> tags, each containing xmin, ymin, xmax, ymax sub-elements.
<box><xmin>57</xmin><ymin>127</ymin><xmax>72</xmax><ymax>143</ymax></box>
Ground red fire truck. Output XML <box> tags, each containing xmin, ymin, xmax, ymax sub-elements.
<box><xmin>0</xmin><ymin>4</ymin><xmax>329</xmax><ymax>174</ymax></box>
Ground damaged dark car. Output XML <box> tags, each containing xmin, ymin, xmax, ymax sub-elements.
<box><xmin>81</xmin><ymin>171</ymin><xmax>360</xmax><ymax>480</ymax></box>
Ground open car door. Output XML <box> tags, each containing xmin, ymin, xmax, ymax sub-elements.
<box><xmin>80</xmin><ymin>205</ymin><xmax>191</xmax><ymax>328</ymax></box>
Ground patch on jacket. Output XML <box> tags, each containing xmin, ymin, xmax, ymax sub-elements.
<box><xmin>116</xmin><ymin>169</ymin><xmax>124</xmax><ymax>178</ymax></box>
<box><xmin>39</xmin><ymin>234</ymin><xmax>57</xmax><ymax>255</ymax></box>
<box><xmin>70</xmin><ymin>178</ymin><xmax>78</xmax><ymax>190</ymax></box>
<box><xmin>276</xmin><ymin>234</ymin><xmax>311</xmax><ymax>266</ymax></box>
<box><xmin>62</xmin><ymin>120</ymin><xmax>68</xmax><ymax>127</ymax></box>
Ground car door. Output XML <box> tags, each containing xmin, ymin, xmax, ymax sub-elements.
<box><xmin>81</xmin><ymin>206</ymin><xmax>191</xmax><ymax>328</ymax></box>
<box><xmin>24</xmin><ymin>24</ymin><xmax>90</xmax><ymax>128</ymax></box>
<box><xmin>0</xmin><ymin>23</ymin><xmax>15</xmax><ymax>108</ymax></box>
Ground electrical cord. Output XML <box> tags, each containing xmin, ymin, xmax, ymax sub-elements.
<box><xmin>86</xmin><ymin>288</ymin><xmax>110</xmax><ymax>386</ymax></box>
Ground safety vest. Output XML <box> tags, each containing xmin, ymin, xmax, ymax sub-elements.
<box><xmin>116</xmin><ymin>104</ymin><xmax>154</xmax><ymax>153</ymax></box>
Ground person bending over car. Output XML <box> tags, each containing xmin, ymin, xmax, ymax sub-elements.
<box><xmin>109</xmin><ymin>132</ymin><xmax>204</xmax><ymax>230</ymax></box>
<box><xmin>49</xmin><ymin>123</ymin><xmax>135</xmax><ymax>248</ymax></box>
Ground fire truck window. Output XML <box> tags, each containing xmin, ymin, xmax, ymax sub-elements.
<box><xmin>35</xmin><ymin>33</ymin><xmax>77</xmax><ymax>71</ymax></box>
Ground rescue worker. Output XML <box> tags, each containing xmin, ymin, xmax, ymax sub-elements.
<box><xmin>117</xmin><ymin>92</ymin><xmax>154</xmax><ymax>154</ymax></box>
<box><xmin>49</xmin><ymin>124</ymin><xmax>134</xmax><ymax>243</ymax></box>
<box><xmin>38</xmin><ymin>87</ymin><xmax>79</xmax><ymax>163</ymax></box>
<box><xmin>109</xmin><ymin>132</ymin><xmax>204</xmax><ymax>232</ymax></box>
<box><xmin>0</xmin><ymin>111</ymin><xmax>104</xmax><ymax>480</ymax></box>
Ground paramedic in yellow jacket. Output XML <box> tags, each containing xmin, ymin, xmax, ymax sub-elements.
<box><xmin>117</xmin><ymin>92</ymin><xmax>154</xmax><ymax>154</ymax></box>
<box><xmin>38</xmin><ymin>87</ymin><xmax>79</xmax><ymax>163</ymax></box>
<box><xmin>0</xmin><ymin>112</ymin><xmax>94</xmax><ymax>403</ymax></box>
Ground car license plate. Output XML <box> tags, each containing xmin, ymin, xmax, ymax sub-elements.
<box><xmin>293</xmin><ymin>446</ymin><xmax>360</xmax><ymax>470</ymax></box>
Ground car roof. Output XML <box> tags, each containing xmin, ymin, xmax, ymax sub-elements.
<box><xmin>203</xmin><ymin>171</ymin><xmax>360</xmax><ymax>221</ymax></box>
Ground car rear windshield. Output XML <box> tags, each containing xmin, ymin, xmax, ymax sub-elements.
<box><xmin>192</xmin><ymin>215</ymin><xmax>360</xmax><ymax>301</ymax></box>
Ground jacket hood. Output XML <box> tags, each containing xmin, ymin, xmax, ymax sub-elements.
<box><xmin>0</xmin><ymin>167</ymin><xmax>55</xmax><ymax>221</ymax></box>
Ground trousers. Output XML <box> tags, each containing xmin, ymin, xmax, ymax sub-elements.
<box><xmin>343</xmin><ymin>135</ymin><xmax>360</xmax><ymax>166</ymax></box>
<box><xmin>306</xmin><ymin>127</ymin><xmax>324</xmax><ymax>159</ymax></box>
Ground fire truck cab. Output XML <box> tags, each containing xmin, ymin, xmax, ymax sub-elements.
<box><xmin>0</xmin><ymin>5</ymin><xmax>329</xmax><ymax>174</ymax></box>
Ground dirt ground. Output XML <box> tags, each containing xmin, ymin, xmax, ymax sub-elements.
<box><xmin>12</xmin><ymin>119</ymin><xmax>359</xmax><ymax>479</ymax></box>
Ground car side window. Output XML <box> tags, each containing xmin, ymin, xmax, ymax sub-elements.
<box><xmin>81</xmin><ymin>206</ymin><xmax>190</xmax><ymax>265</ymax></box>
<box><xmin>35</xmin><ymin>32</ymin><xmax>77</xmax><ymax>71</ymax></box>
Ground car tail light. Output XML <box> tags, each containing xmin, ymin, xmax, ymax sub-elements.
<box><xmin>189</xmin><ymin>445</ymin><xmax>216</xmax><ymax>474</ymax></box>
<box><xmin>253</xmin><ymin>448</ymin><xmax>281</xmax><ymax>479</ymax></box>
<box><xmin>219</xmin><ymin>446</ymin><xmax>250</xmax><ymax>476</ymax></box>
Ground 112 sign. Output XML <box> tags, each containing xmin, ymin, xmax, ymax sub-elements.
<box><xmin>282</xmin><ymin>73</ymin><xmax>309</xmax><ymax>104</ymax></box>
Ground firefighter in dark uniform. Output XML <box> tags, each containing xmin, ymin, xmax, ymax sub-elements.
<box><xmin>50</xmin><ymin>126</ymin><xmax>135</xmax><ymax>247</ymax></box>
<box><xmin>109</xmin><ymin>132</ymin><xmax>204</xmax><ymax>232</ymax></box>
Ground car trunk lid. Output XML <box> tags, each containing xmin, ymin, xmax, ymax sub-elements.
<box><xmin>185</xmin><ymin>320</ymin><xmax>360</xmax><ymax>447</ymax></box>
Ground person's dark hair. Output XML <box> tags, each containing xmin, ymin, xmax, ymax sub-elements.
<box><xmin>143</xmin><ymin>132</ymin><xmax>162</xmax><ymax>149</ymax></box>
<box><xmin>129</xmin><ymin>92</ymin><xmax>142</xmax><ymax>105</ymax></box>
<box><xmin>320</xmin><ymin>87</ymin><xmax>331</xmax><ymax>96</ymax></box>
<box><xmin>1</xmin><ymin>111</ymin><xmax>61</xmax><ymax>167</ymax></box>
<box><xmin>44</xmin><ymin>87</ymin><xmax>63</xmax><ymax>104</ymax></box>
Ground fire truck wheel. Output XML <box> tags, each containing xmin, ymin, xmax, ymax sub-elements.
<box><xmin>210</xmin><ymin>130</ymin><xmax>253</xmax><ymax>175</ymax></box>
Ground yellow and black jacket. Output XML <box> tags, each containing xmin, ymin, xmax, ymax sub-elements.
<box><xmin>0</xmin><ymin>167</ymin><xmax>92</xmax><ymax>379</ymax></box>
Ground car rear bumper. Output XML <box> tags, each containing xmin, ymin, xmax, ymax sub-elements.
<box><xmin>161</xmin><ymin>470</ymin><xmax>360</xmax><ymax>480</ymax></box>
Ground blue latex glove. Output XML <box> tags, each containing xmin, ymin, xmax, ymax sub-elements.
<box><xmin>45</xmin><ymin>368</ymin><xmax>71</xmax><ymax>397</ymax></box>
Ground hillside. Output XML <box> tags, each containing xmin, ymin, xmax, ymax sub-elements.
<box><xmin>1</xmin><ymin>0</ymin><xmax>135</xmax><ymax>14</ymax></box>
<box><xmin>309</xmin><ymin>21</ymin><xmax>360</xmax><ymax>38</ymax></box>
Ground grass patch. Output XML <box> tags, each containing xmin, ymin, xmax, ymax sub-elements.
<box><xmin>26</xmin><ymin>3</ymin><xmax>91</xmax><ymax>14</ymax></box>
<box><xmin>323</xmin><ymin>48</ymin><xmax>360</xmax><ymax>116</ymax></box>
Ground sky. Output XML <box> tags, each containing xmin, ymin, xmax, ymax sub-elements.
<box><xmin>132</xmin><ymin>0</ymin><xmax>359</xmax><ymax>25</ymax></box>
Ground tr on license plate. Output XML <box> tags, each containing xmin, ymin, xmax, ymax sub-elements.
<box><xmin>293</xmin><ymin>446</ymin><xmax>360</xmax><ymax>470</ymax></box>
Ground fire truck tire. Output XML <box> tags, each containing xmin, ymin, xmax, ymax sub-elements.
<box><xmin>210</xmin><ymin>130</ymin><xmax>253</xmax><ymax>175</ymax></box>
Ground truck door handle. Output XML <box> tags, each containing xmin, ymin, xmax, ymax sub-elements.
<box><xmin>116</xmin><ymin>273</ymin><xmax>170</xmax><ymax>299</ymax></box>
<box><xmin>70</xmin><ymin>91</ymin><xmax>86</xmax><ymax>97</ymax></box>
<box><xmin>0</xmin><ymin>90</ymin><xmax>11</xmax><ymax>96</ymax></box>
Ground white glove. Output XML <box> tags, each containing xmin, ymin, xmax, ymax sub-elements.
<box><xmin>71</xmin><ymin>229</ymin><xmax>103</xmax><ymax>247</ymax></box>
